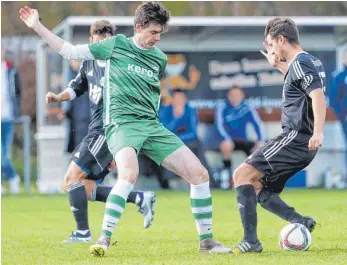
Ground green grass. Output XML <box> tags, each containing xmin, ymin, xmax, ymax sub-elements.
<box><xmin>2</xmin><ymin>189</ymin><xmax>347</xmax><ymax>265</ymax></box>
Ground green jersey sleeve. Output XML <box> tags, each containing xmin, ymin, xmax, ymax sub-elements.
<box><xmin>88</xmin><ymin>36</ymin><xmax>117</xmax><ymax>60</ymax></box>
<box><xmin>159</xmin><ymin>55</ymin><xmax>168</xmax><ymax>79</ymax></box>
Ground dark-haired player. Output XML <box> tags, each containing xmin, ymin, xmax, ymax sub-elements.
<box><xmin>45</xmin><ymin>20</ymin><xmax>156</xmax><ymax>244</ymax></box>
<box><xmin>21</xmin><ymin>2</ymin><xmax>231</xmax><ymax>256</ymax></box>
<box><xmin>232</xmin><ymin>17</ymin><xmax>326</xmax><ymax>254</ymax></box>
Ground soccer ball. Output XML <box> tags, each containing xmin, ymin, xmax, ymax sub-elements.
<box><xmin>279</xmin><ymin>223</ymin><xmax>312</xmax><ymax>251</ymax></box>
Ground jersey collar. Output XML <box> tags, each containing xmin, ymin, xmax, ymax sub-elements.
<box><xmin>131</xmin><ymin>37</ymin><xmax>151</xmax><ymax>51</ymax></box>
<box><xmin>288</xmin><ymin>51</ymin><xmax>307</xmax><ymax>67</ymax></box>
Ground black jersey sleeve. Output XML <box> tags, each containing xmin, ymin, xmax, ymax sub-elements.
<box><xmin>291</xmin><ymin>59</ymin><xmax>323</xmax><ymax>94</ymax></box>
<box><xmin>67</xmin><ymin>61</ymin><xmax>88</xmax><ymax>97</ymax></box>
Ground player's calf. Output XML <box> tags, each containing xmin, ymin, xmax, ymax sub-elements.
<box><xmin>64</xmin><ymin>162</ymin><xmax>90</xmax><ymax>238</ymax></box>
<box><xmin>257</xmin><ymin>189</ymin><xmax>317</xmax><ymax>232</ymax></box>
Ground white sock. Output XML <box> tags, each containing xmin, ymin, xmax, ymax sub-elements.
<box><xmin>190</xmin><ymin>181</ymin><xmax>213</xmax><ymax>241</ymax></box>
<box><xmin>101</xmin><ymin>178</ymin><xmax>134</xmax><ymax>237</ymax></box>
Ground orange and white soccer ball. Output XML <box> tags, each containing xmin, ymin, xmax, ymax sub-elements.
<box><xmin>279</xmin><ymin>223</ymin><xmax>312</xmax><ymax>251</ymax></box>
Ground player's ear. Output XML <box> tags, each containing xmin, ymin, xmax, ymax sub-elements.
<box><xmin>135</xmin><ymin>24</ymin><xmax>142</xmax><ymax>33</ymax></box>
<box><xmin>278</xmin><ymin>35</ymin><xmax>286</xmax><ymax>45</ymax></box>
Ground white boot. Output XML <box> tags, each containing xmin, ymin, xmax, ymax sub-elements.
<box><xmin>1</xmin><ymin>186</ymin><xmax>6</xmax><ymax>195</ymax></box>
<box><xmin>9</xmin><ymin>175</ymin><xmax>21</xmax><ymax>194</ymax></box>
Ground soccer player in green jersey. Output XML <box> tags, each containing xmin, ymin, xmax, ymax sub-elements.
<box><xmin>20</xmin><ymin>2</ymin><xmax>231</xmax><ymax>256</ymax></box>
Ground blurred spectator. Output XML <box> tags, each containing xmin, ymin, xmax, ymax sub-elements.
<box><xmin>215</xmin><ymin>85</ymin><xmax>264</xmax><ymax>188</ymax></box>
<box><xmin>1</xmin><ymin>49</ymin><xmax>21</xmax><ymax>194</ymax></box>
<box><xmin>330</xmin><ymin>50</ymin><xmax>347</xmax><ymax>169</ymax></box>
<box><xmin>158</xmin><ymin>89</ymin><xmax>211</xmax><ymax>185</ymax></box>
<box><xmin>62</xmin><ymin>60</ymin><xmax>90</xmax><ymax>153</ymax></box>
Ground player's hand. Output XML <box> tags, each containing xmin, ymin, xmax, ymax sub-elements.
<box><xmin>19</xmin><ymin>6</ymin><xmax>40</xmax><ymax>29</ymax></box>
<box><xmin>308</xmin><ymin>133</ymin><xmax>324</xmax><ymax>151</ymax></box>
<box><xmin>260</xmin><ymin>42</ymin><xmax>280</xmax><ymax>67</ymax></box>
<box><xmin>57</xmin><ymin>110</ymin><xmax>65</xmax><ymax>121</ymax></box>
<box><xmin>46</xmin><ymin>92</ymin><xmax>59</xmax><ymax>104</ymax></box>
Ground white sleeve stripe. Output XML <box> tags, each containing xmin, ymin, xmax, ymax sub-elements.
<box><xmin>296</xmin><ymin>61</ymin><xmax>305</xmax><ymax>77</ymax></box>
<box><xmin>58</xmin><ymin>42</ymin><xmax>95</xmax><ymax>60</ymax></box>
<box><xmin>302</xmin><ymin>75</ymin><xmax>314</xmax><ymax>90</ymax></box>
<box><xmin>292</xmin><ymin>61</ymin><xmax>300</xmax><ymax>79</ymax></box>
<box><xmin>293</xmin><ymin>61</ymin><xmax>304</xmax><ymax>79</ymax></box>
<box><xmin>67</xmin><ymin>87</ymin><xmax>76</xmax><ymax>100</ymax></box>
<box><xmin>216</xmin><ymin>103</ymin><xmax>230</xmax><ymax>140</ymax></box>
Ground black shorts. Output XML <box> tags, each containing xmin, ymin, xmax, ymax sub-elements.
<box><xmin>246</xmin><ymin>130</ymin><xmax>317</xmax><ymax>193</ymax></box>
<box><xmin>71</xmin><ymin>133</ymin><xmax>113</xmax><ymax>181</ymax></box>
<box><xmin>233</xmin><ymin>139</ymin><xmax>256</xmax><ymax>156</ymax></box>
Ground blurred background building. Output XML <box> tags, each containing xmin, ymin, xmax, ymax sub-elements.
<box><xmin>1</xmin><ymin>1</ymin><xmax>347</xmax><ymax>193</ymax></box>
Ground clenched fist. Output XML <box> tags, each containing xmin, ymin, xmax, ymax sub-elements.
<box><xmin>46</xmin><ymin>92</ymin><xmax>60</xmax><ymax>104</ymax></box>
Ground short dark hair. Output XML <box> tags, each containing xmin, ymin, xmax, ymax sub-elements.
<box><xmin>229</xmin><ymin>85</ymin><xmax>243</xmax><ymax>91</ymax></box>
<box><xmin>264</xmin><ymin>17</ymin><xmax>299</xmax><ymax>45</ymax></box>
<box><xmin>134</xmin><ymin>1</ymin><xmax>170</xmax><ymax>32</ymax></box>
<box><xmin>90</xmin><ymin>20</ymin><xmax>116</xmax><ymax>36</ymax></box>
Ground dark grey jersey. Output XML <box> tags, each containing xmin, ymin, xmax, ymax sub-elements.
<box><xmin>281</xmin><ymin>52</ymin><xmax>326</xmax><ymax>135</ymax></box>
<box><xmin>68</xmin><ymin>60</ymin><xmax>106</xmax><ymax>134</ymax></box>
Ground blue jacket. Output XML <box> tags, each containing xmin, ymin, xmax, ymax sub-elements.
<box><xmin>4</xmin><ymin>63</ymin><xmax>21</xmax><ymax>118</ymax></box>
<box><xmin>159</xmin><ymin>104</ymin><xmax>199</xmax><ymax>143</ymax></box>
<box><xmin>330</xmin><ymin>66</ymin><xmax>347</xmax><ymax>119</ymax></box>
<box><xmin>215</xmin><ymin>100</ymin><xmax>264</xmax><ymax>141</ymax></box>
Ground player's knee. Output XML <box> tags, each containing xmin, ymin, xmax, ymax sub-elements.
<box><xmin>118</xmin><ymin>167</ymin><xmax>138</xmax><ymax>184</ymax></box>
<box><xmin>233</xmin><ymin>163</ymin><xmax>255</xmax><ymax>186</ymax></box>
<box><xmin>199</xmin><ymin>167</ymin><xmax>209</xmax><ymax>183</ymax></box>
<box><xmin>64</xmin><ymin>168</ymin><xmax>86</xmax><ymax>186</ymax></box>
<box><xmin>64</xmin><ymin>173</ymin><xmax>79</xmax><ymax>186</ymax></box>
<box><xmin>220</xmin><ymin>140</ymin><xmax>234</xmax><ymax>155</ymax></box>
<box><xmin>189</xmin><ymin>165</ymin><xmax>209</xmax><ymax>184</ymax></box>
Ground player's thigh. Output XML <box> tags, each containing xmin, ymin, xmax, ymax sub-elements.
<box><xmin>247</xmin><ymin>130</ymin><xmax>317</xmax><ymax>193</ymax></box>
<box><xmin>70</xmin><ymin>134</ymin><xmax>112</xmax><ymax>177</ymax></box>
<box><xmin>65</xmin><ymin>161</ymin><xmax>89</xmax><ymax>184</ymax></box>
<box><xmin>105</xmin><ymin>123</ymin><xmax>147</xmax><ymax>158</ymax></box>
<box><xmin>115</xmin><ymin>147</ymin><xmax>139</xmax><ymax>183</ymax></box>
<box><xmin>141</xmin><ymin>122</ymin><xmax>184</xmax><ymax>166</ymax></box>
<box><xmin>161</xmin><ymin>145</ymin><xmax>208</xmax><ymax>185</ymax></box>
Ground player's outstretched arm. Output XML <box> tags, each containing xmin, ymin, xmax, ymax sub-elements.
<box><xmin>19</xmin><ymin>6</ymin><xmax>94</xmax><ymax>60</ymax></box>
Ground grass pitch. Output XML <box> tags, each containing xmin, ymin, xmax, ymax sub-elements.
<box><xmin>2</xmin><ymin>189</ymin><xmax>347</xmax><ymax>265</ymax></box>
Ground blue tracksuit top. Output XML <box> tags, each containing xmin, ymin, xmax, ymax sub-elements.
<box><xmin>215</xmin><ymin>99</ymin><xmax>264</xmax><ymax>141</ymax></box>
<box><xmin>159</xmin><ymin>104</ymin><xmax>199</xmax><ymax>143</ymax></box>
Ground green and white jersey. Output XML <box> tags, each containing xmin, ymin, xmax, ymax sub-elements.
<box><xmin>87</xmin><ymin>34</ymin><xmax>167</xmax><ymax>126</ymax></box>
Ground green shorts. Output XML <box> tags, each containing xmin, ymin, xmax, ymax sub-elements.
<box><xmin>105</xmin><ymin>120</ymin><xmax>184</xmax><ymax>165</ymax></box>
